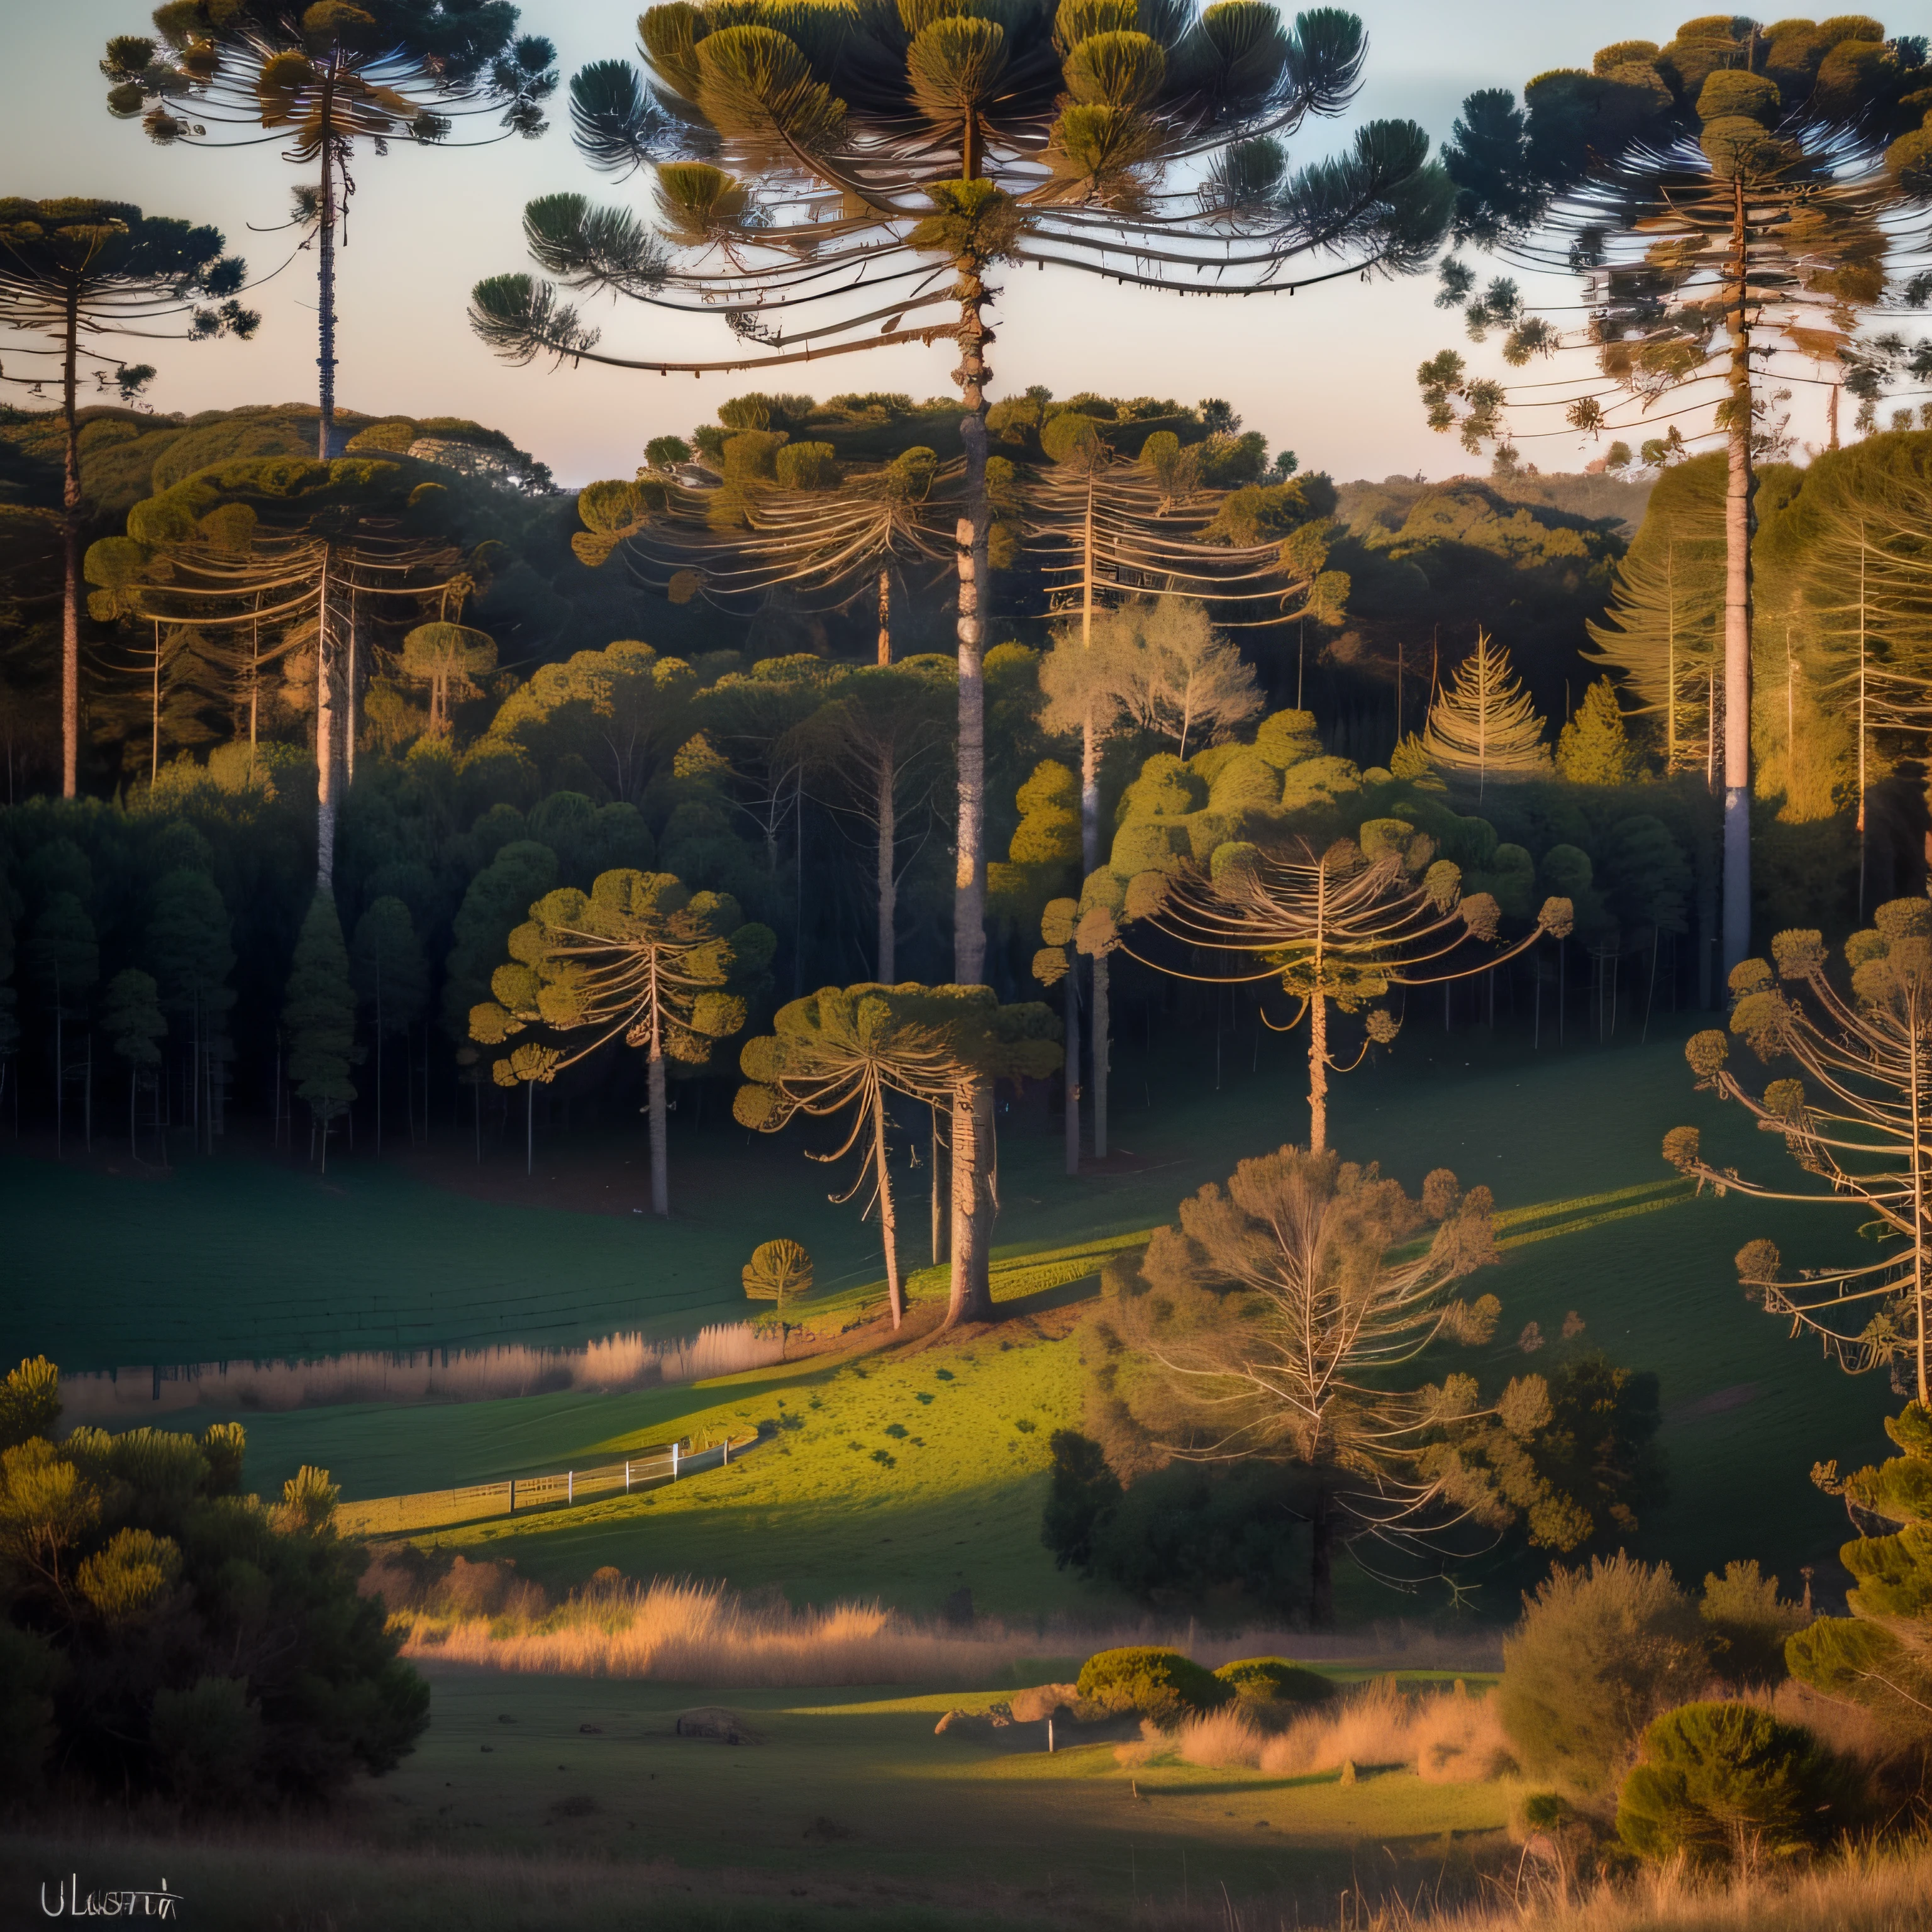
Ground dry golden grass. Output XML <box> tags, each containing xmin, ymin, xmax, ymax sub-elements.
<box><xmin>1165</xmin><ymin>1677</ymin><xmax>1509</xmax><ymax>1784</ymax></box>
<box><xmin>392</xmin><ymin>1574</ymin><xmax>1060</xmax><ymax>1686</ymax></box>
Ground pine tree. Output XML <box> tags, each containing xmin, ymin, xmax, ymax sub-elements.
<box><xmin>102</xmin><ymin>967</ymin><xmax>165</xmax><ymax>1162</ymax></box>
<box><xmin>1420</xmin><ymin>631</ymin><xmax>1550</xmax><ymax>794</ymax></box>
<box><xmin>145</xmin><ymin>867</ymin><xmax>235</xmax><ymax>1155</ymax></box>
<box><xmin>1556</xmin><ymin>678</ymin><xmax>1639</xmax><ymax>785</ymax></box>
<box><xmin>1792</xmin><ymin>1402</ymin><xmax>1932</xmax><ymax>1757</ymax></box>
<box><xmin>27</xmin><ymin>891</ymin><xmax>98</xmax><ymax>1156</ymax></box>
<box><xmin>283</xmin><ymin>890</ymin><xmax>358</xmax><ymax>1174</ymax></box>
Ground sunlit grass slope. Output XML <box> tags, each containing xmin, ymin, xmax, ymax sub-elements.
<box><xmin>18</xmin><ymin>1021</ymin><xmax>1905</xmax><ymax>1612</ymax></box>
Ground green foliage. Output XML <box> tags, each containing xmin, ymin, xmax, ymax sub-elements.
<box><xmin>1788</xmin><ymin>1403</ymin><xmax>1932</xmax><ymax>1750</ymax></box>
<box><xmin>0</xmin><ymin>1358</ymin><xmax>425</xmax><ymax>1809</ymax></box>
<box><xmin>1556</xmin><ymin>677</ymin><xmax>1639</xmax><ymax>784</ymax></box>
<box><xmin>1616</xmin><ymin>1701</ymin><xmax>1857</xmax><ymax>1867</ymax></box>
<box><xmin>102</xmin><ymin>967</ymin><xmax>167</xmax><ymax>1067</ymax></box>
<box><xmin>1499</xmin><ymin>1555</ymin><xmax>1711</xmax><ymax>1790</ymax></box>
<box><xmin>1075</xmin><ymin>1645</ymin><xmax>1232</xmax><ymax>1723</ymax></box>
<box><xmin>0</xmin><ymin>1358</ymin><xmax>60</xmax><ymax>1454</ymax></box>
<box><xmin>1040</xmin><ymin>1428</ymin><xmax>1121</xmax><ymax>1574</ymax></box>
<box><xmin>1701</xmin><ymin>1561</ymin><xmax>1808</xmax><ymax>1689</ymax></box>
<box><xmin>742</xmin><ymin>1238</ymin><xmax>812</xmax><ymax>1310</ymax></box>
<box><xmin>1214</xmin><ymin>1657</ymin><xmax>1338</xmax><ymax>1708</ymax></box>
<box><xmin>282</xmin><ymin>890</ymin><xmax>358</xmax><ymax>1138</ymax></box>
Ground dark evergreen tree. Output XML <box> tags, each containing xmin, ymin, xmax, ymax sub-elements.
<box><xmin>282</xmin><ymin>889</ymin><xmax>357</xmax><ymax>1172</ymax></box>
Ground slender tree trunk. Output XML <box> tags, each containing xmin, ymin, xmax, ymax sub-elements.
<box><xmin>952</xmin><ymin>252</ymin><xmax>992</xmax><ymax>988</ymax></box>
<box><xmin>872</xmin><ymin>1084</ymin><xmax>903</xmax><ymax>1328</ymax></box>
<box><xmin>1721</xmin><ymin>175</ymin><xmax>1755</xmax><ymax>975</ymax></box>
<box><xmin>84</xmin><ymin>1031</ymin><xmax>91</xmax><ymax>1153</ymax></box>
<box><xmin>53</xmin><ymin>1002</ymin><xmax>63</xmax><ymax>1156</ymax></box>
<box><xmin>129</xmin><ymin>1063</ymin><xmax>137</xmax><ymax>1163</ymax></box>
<box><xmin>374</xmin><ymin>972</ymin><xmax>384</xmax><ymax>1158</ymax></box>
<box><xmin>1307</xmin><ymin>989</ymin><xmax>1329</xmax><ymax>1155</ymax></box>
<box><xmin>150</xmin><ymin>621</ymin><xmax>161</xmax><ymax>786</ymax></box>
<box><xmin>319</xmin><ymin>1110</ymin><xmax>328</xmax><ymax>1176</ymax></box>
<box><xmin>316</xmin><ymin>547</ymin><xmax>336</xmax><ymax>887</ymax></box>
<box><xmin>876</xmin><ymin>567</ymin><xmax>892</xmax><ymax>667</ymax></box>
<box><xmin>1062</xmin><ymin>958</ymin><xmax>1079</xmax><ymax>1179</ymax></box>
<box><xmin>930</xmin><ymin>1103</ymin><xmax>944</xmax><ymax>1265</ymax></box>
<box><xmin>525</xmin><ymin>1077</ymin><xmax>534</xmax><ymax>1178</ymax></box>
<box><xmin>648</xmin><ymin>1048</ymin><xmax>669</xmax><ymax>1218</ymax></box>
<box><xmin>947</xmin><ymin>1075</ymin><xmax>994</xmax><ymax>1326</ymax></box>
<box><xmin>877</xmin><ymin>753</ymin><xmax>896</xmax><ymax>982</ymax></box>
<box><xmin>315</xmin><ymin>75</ymin><xmax>340</xmax><ymax>459</ymax></box>
<box><xmin>60</xmin><ymin>280</ymin><xmax>81</xmax><ymax>800</ymax></box>
<box><xmin>1092</xmin><ymin>955</ymin><xmax>1110</xmax><ymax>1162</ymax></box>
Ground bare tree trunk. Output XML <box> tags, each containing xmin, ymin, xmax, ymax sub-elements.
<box><xmin>873</xmin><ymin>1084</ymin><xmax>903</xmax><ymax>1328</ymax></box>
<box><xmin>952</xmin><ymin>260</ymin><xmax>992</xmax><ymax>989</ymax></box>
<box><xmin>60</xmin><ymin>280</ymin><xmax>81</xmax><ymax>800</ymax></box>
<box><xmin>1307</xmin><ymin>989</ymin><xmax>1329</xmax><ymax>1155</ymax></box>
<box><xmin>1062</xmin><ymin>960</ymin><xmax>1079</xmax><ymax>1178</ymax></box>
<box><xmin>1721</xmin><ymin>175</ymin><xmax>1755</xmax><ymax>975</ymax></box>
<box><xmin>316</xmin><ymin>548</ymin><xmax>336</xmax><ymax>888</ymax></box>
<box><xmin>930</xmin><ymin>1103</ymin><xmax>944</xmax><ymax>1265</ymax></box>
<box><xmin>947</xmin><ymin>1076</ymin><xmax>994</xmax><ymax>1326</ymax></box>
<box><xmin>315</xmin><ymin>76</ymin><xmax>340</xmax><ymax>459</ymax></box>
<box><xmin>876</xmin><ymin>567</ymin><xmax>891</xmax><ymax>667</ymax></box>
<box><xmin>877</xmin><ymin>754</ymin><xmax>896</xmax><ymax>983</ymax></box>
<box><xmin>648</xmin><ymin>1046</ymin><xmax>669</xmax><ymax>1217</ymax></box>
<box><xmin>1092</xmin><ymin>954</ymin><xmax>1110</xmax><ymax>1161</ymax></box>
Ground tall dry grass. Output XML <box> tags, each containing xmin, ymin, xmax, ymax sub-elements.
<box><xmin>1167</xmin><ymin>1676</ymin><xmax>1509</xmax><ymax>1784</ymax></box>
<box><xmin>389</xmin><ymin>1572</ymin><xmax>1060</xmax><ymax>1687</ymax></box>
<box><xmin>59</xmin><ymin>1321</ymin><xmax>785</xmax><ymax>1421</ymax></box>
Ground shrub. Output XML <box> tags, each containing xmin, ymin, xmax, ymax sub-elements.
<box><xmin>1214</xmin><ymin>1657</ymin><xmax>1337</xmax><ymax>1709</ymax></box>
<box><xmin>1077</xmin><ymin>1646</ymin><xmax>1231</xmax><ymax>1723</ymax></box>
<box><xmin>1040</xmin><ymin>1430</ymin><xmax>1121</xmax><ymax>1572</ymax></box>
<box><xmin>1616</xmin><ymin>1701</ymin><xmax>1858</xmax><ymax>1868</ymax></box>
<box><xmin>1498</xmin><ymin>1553</ymin><xmax>1710</xmax><ymax>1790</ymax></box>
<box><xmin>1702</xmin><ymin>1560</ymin><xmax>1808</xmax><ymax>1687</ymax></box>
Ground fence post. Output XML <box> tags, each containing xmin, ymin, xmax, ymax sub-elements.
<box><xmin>509</xmin><ymin>1479</ymin><xmax>515</xmax><ymax>1513</ymax></box>
<box><xmin>723</xmin><ymin>1435</ymin><xmax>729</xmax><ymax>1466</ymax></box>
<box><xmin>625</xmin><ymin>1459</ymin><xmax>631</xmax><ymax>1494</ymax></box>
<box><xmin>672</xmin><ymin>1441</ymin><xmax>679</xmax><ymax>1481</ymax></box>
<box><xmin>567</xmin><ymin>1470</ymin><xmax>574</xmax><ymax>1505</ymax></box>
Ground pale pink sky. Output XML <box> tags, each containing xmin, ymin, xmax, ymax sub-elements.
<box><xmin>6</xmin><ymin>3</ymin><xmax>1842</xmax><ymax>483</ymax></box>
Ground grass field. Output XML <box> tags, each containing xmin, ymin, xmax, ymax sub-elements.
<box><xmin>334</xmin><ymin>1665</ymin><xmax>1514</xmax><ymax>1904</ymax></box>
<box><xmin>8</xmin><ymin>1018</ymin><xmax>1904</xmax><ymax>1618</ymax></box>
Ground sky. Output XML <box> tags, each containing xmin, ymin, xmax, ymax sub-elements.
<box><xmin>4</xmin><ymin>2</ymin><xmax>1843</xmax><ymax>487</ymax></box>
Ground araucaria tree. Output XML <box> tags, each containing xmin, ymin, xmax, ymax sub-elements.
<box><xmin>103</xmin><ymin>0</ymin><xmax>556</xmax><ymax>455</ymax></box>
<box><xmin>473</xmin><ymin>0</ymin><xmax>1451</xmax><ymax>984</ymax></box>
<box><xmin>1423</xmin><ymin>16</ymin><xmax>1932</xmax><ymax>971</ymax></box>
<box><xmin>0</xmin><ymin>198</ymin><xmax>255</xmax><ymax>796</ymax></box>
<box><xmin>86</xmin><ymin>457</ymin><xmax>469</xmax><ymax>886</ymax></box>
<box><xmin>1665</xmin><ymin>898</ymin><xmax>1932</xmax><ymax>1405</ymax></box>
<box><xmin>1143</xmin><ymin>825</ymin><xmax>1565</xmax><ymax>1153</ymax></box>
<box><xmin>735</xmin><ymin>984</ymin><xmax>961</xmax><ymax>1327</ymax></box>
<box><xmin>1416</xmin><ymin>630</ymin><xmax>1550</xmax><ymax>794</ymax></box>
<box><xmin>1094</xmin><ymin>1148</ymin><xmax>1514</xmax><ymax>1624</ymax></box>
<box><xmin>469</xmin><ymin>869</ymin><xmax>774</xmax><ymax>1218</ymax></box>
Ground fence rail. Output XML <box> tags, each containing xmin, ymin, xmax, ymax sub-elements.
<box><xmin>335</xmin><ymin>1433</ymin><xmax>756</xmax><ymax>1538</ymax></box>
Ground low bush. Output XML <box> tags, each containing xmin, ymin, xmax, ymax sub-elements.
<box><xmin>1076</xmin><ymin>1646</ymin><xmax>1231</xmax><ymax>1722</ymax></box>
<box><xmin>1701</xmin><ymin>1561</ymin><xmax>1808</xmax><ymax>1687</ymax></box>
<box><xmin>1499</xmin><ymin>1553</ymin><xmax>1710</xmax><ymax>1790</ymax></box>
<box><xmin>1616</xmin><ymin>1700</ymin><xmax>1860</xmax><ymax>1868</ymax></box>
<box><xmin>1214</xmin><ymin>1656</ymin><xmax>1337</xmax><ymax>1708</ymax></box>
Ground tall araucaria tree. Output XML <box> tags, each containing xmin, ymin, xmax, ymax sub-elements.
<box><xmin>0</xmin><ymin>198</ymin><xmax>256</xmax><ymax>797</ymax></box>
<box><xmin>1665</xmin><ymin>899</ymin><xmax>1932</xmax><ymax>1407</ymax></box>
<box><xmin>735</xmin><ymin>983</ymin><xmax>963</xmax><ymax>1328</ymax></box>
<box><xmin>86</xmin><ymin>457</ymin><xmax>468</xmax><ymax>887</ymax></box>
<box><xmin>470</xmin><ymin>0</ymin><xmax>1452</xmax><ymax>986</ymax></box>
<box><xmin>102</xmin><ymin>0</ymin><xmax>557</xmax><ymax>456</ymax></box>
<box><xmin>1134</xmin><ymin>823</ymin><xmax>1567</xmax><ymax>1153</ymax></box>
<box><xmin>469</xmin><ymin>869</ymin><xmax>775</xmax><ymax>1218</ymax></box>
<box><xmin>1420</xmin><ymin>16</ymin><xmax>1932</xmax><ymax>973</ymax></box>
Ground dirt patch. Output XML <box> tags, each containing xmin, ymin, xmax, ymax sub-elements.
<box><xmin>675</xmin><ymin>1706</ymin><xmax>762</xmax><ymax>1745</ymax></box>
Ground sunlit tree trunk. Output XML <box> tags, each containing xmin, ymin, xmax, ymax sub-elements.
<box><xmin>948</xmin><ymin>1073</ymin><xmax>994</xmax><ymax>1325</ymax></box>
<box><xmin>647</xmin><ymin>959</ymin><xmax>669</xmax><ymax>1218</ymax></box>
<box><xmin>1721</xmin><ymin>176</ymin><xmax>1755</xmax><ymax>974</ymax></box>
<box><xmin>876</xmin><ymin>567</ymin><xmax>891</xmax><ymax>667</ymax></box>
<box><xmin>877</xmin><ymin>756</ymin><xmax>896</xmax><ymax>983</ymax></box>
<box><xmin>316</xmin><ymin>67</ymin><xmax>340</xmax><ymax>458</ymax></box>
<box><xmin>60</xmin><ymin>278</ymin><xmax>81</xmax><ymax>799</ymax></box>
<box><xmin>316</xmin><ymin>548</ymin><xmax>336</xmax><ymax>888</ymax></box>
<box><xmin>872</xmin><ymin>1082</ymin><xmax>903</xmax><ymax>1328</ymax></box>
